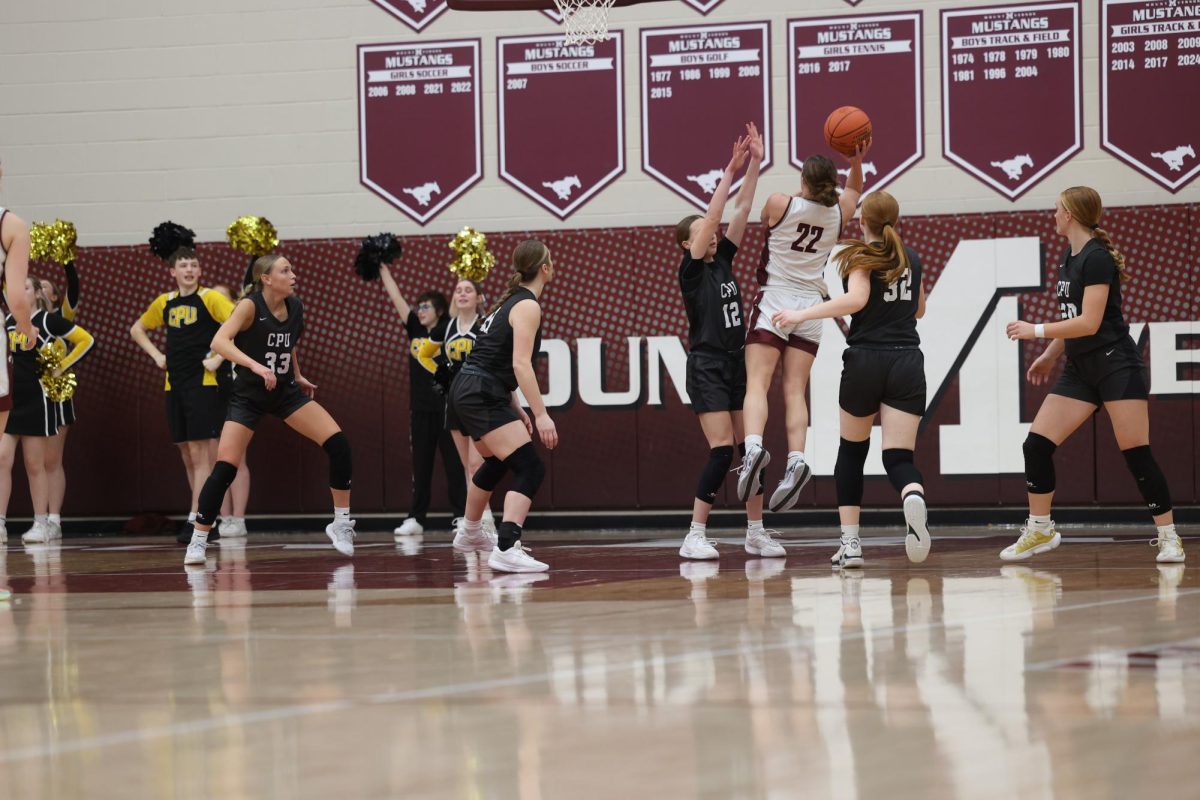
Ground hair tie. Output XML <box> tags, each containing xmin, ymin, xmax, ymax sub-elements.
<box><xmin>881</xmin><ymin>220</ymin><xmax>892</xmax><ymax>228</ymax></box>
<box><xmin>1090</xmin><ymin>224</ymin><xmax>1099</xmax><ymax>231</ymax></box>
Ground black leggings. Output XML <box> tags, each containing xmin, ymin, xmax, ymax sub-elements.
<box><xmin>409</xmin><ymin>407</ymin><xmax>466</xmax><ymax>522</ymax></box>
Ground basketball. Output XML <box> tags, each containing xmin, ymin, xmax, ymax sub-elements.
<box><xmin>824</xmin><ymin>106</ymin><xmax>872</xmax><ymax>158</ymax></box>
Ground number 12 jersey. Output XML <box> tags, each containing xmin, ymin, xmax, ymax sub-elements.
<box><xmin>679</xmin><ymin>237</ymin><xmax>745</xmax><ymax>355</ymax></box>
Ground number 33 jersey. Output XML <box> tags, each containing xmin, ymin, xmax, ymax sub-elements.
<box><xmin>679</xmin><ymin>237</ymin><xmax>745</xmax><ymax>355</ymax></box>
<box><xmin>844</xmin><ymin>246</ymin><xmax>923</xmax><ymax>349</ymax></box>
<box><xmin>234</xmin><ymin>292</ymin><xmax>305</xmax><ymax>391</ymax></box>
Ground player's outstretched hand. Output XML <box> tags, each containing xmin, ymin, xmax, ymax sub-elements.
<box><xmin>746</xmin><ymin>122</ymin><xmax>764</xmax><ymax>161</ymax></box>
<box><xmin>849</xmin><ymin>137</ymin><xmax>872</xmax><ymax>163</ymax></box>
<box><xmin>535</xmin><ymin>413</ymin><xmax>558</xmax><ymax>450</ymax></box>
<box><xmin>297</xmin><ymin>375</ymin><xmax>317</xmax><ymax>399</ymax></box>
<box><xmin>253</xmin><ymin>362</ymin><xmax>278</xmax><ymax>391</ymax></box>
<box><xmin>726</xmin><ymin>134</ymin><xmax>750</xmax><ymax>174</ymax></box>
<box><xmin>1006</xmin><ymin>320</ymin><xmax>1036</xmax><ymax>341</ymax></box>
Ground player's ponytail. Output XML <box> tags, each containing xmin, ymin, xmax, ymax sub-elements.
<box><xmin>801</xmin><ymin>155</ymin><xmax>840</xmax><ymax>207</ymax></box>
<box><xmin>488</xmin><ymin>240</ymin><xmax>550</xmax><ymax>315</ymax></box>
<box><xmin>240</xmin><ymin>254</ymin><xmax>285</xmax><ymax>299</ymax></box>
<box><xmin>832</xmin><ymin>191</ymin><xmax>910</xmax><ymax>285</ymax></box>
<box><xmin>1060</xmin><ymin>186</ymin><xmax>1129</xmax><ymax>282</ymax></box>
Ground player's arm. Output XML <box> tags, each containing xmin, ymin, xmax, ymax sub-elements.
<box><xmin>130</xmin><ymin>294</ymin><xmax>168</xmax><ymax>369</ymax></box>
<box><xmin>209</xmin><ymin>298</ymin><xmax>270</xmax><ymax>377</ymax></box>
<box><xmin>46</xmin><ymin>316</ymin><xmax>95</xmax><ymax>375</ymax></box>
<box><xmin>771</xmin><ymin>269</ymin><xmax>870</xmax><ymax>328</ymax></box>
<box><xmin>378</xmin><ymin>264</ymin><xmax>411</xmax><ymax>320</ymax></box>
<box><xmin>726</xmin><ymin>123</ymin><xmax>763</xmax><ymax>248</ymax></box>
<box><xmin>916</xmin><ymin>283</ymin><xmax>927</xmax><ymax>320</ymax></box>
<box><xmin>838</xmin><ymin>139</ymin><xmax>871</xmax><ymax>224</ymax></box>
<box><xmin>60</xmin><ymin>261</ymin><xmax>80</xmax><ymax>321</ymax></box>
<box><xmin>689</xmin><ymin>135</ymin><xmax>750</xmax><ymax>259</ymax></box>
<box><xmin>1007</xmin><ymin>284</ymin><xmax>1109</xmax><ymax>341</ymax></box>
<box><xmin>1026</xmin><ymin>338</ymin><xmax>1066</xmax><ymax>386</ymax></box>
<box><xmin>1</xmin><ymin>213</ymin><xmax>36</xmax><ymax>348</ymax></box>
<box><xmin>511</xmin><ymin>300</ymin><xmax>557</xmax><ymax>450</ymax></box>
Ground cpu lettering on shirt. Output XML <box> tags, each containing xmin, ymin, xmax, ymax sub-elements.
<box><xmin>267</xmin><ymin>332</ymin><xmax>292</xmax><ymax>348</ymax></box>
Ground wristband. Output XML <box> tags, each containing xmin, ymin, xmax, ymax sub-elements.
<box><xmin>1034</xmin><ymin>323</ymin><xmax>1045</xmax><ymax>339</ymax></box>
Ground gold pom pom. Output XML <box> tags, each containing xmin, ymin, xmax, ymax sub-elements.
<box><xmin>226</xmin><ymin>216</ymin><xmax>279</xmax><ymax>257</ymax></box>
<box><xmin>37</xmin><ymin>340</ymin><xmax>77</xmax><ymax>403</ymax></box>
<box><xmin>29</xmin><ymin>219</ymin><xmax>78</xmax><ymax>265</ymax></box>
<box><xmin>448</xmin><ymin>227</ymin><xmax>496</xmax><ymax>282</ymax></box>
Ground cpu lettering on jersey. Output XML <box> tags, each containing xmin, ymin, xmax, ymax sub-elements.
<box><xmin>719</xmin><ymin>280</ymin><xmax>738</xmax><ymax>299</ymax></box>
<box><xmin>168</xmin><ymin>306</ymin><xmax>198</xmax><ymax>327</ymax></box>
<box><xmin>267</xmin><ymin>332</ymin><xmax>292</xmax><ymax>348</ymax></box>
<box><xmin>446</xmin><ymin>337</ymin><xmax>473</xmax><ymax>361</ymax></box>
<box><xmin>1056</xmin><ymin>280</ymin><xmax>1078</xmax><ymax>318</ymax></box>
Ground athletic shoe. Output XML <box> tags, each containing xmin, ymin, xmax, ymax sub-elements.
<box><xmin>453</xmin><ymin>525</ymin><xmax>496</xmax><ymax>553</ymax></box>
<box><xmin>744</xmin><ymin>527</ymin><xmax>785</xmax><ymax>558</ymax></box>
<box><xmin>999</xmin><ymin>524</ymin><xmax>1060</xmax><ymax>561</ymax></box>
<box><xmin>1152</xmin><ymin>532</ymin><xmax>1185</xmax><ymax>563</ymax></box>
<box><xmin>47</xmin><ymin>520</ymin><xmax>63</xmax><ymax>541</ymax></box>
<box><xmin>217</xmin><ymin>517</ymin><xmax>235</xmax><ymax>537</ymax></box>
<box><xmin>22</xmin><ymin>521</ymin><xmax>58</xmax><ymax>544</ymax></box>
<box><xmin>184</xmin><ymin>532</ymin><xmax>209</xmax><ymax>565</ymax></box>
<box><xmin>903</xmin><ymin>494</ymin><xmax>932</xmax><ymax>563</ymax></box>
<box><xmin>835</xmin><ymin>535</ymin><xmax>864</xmax><ymax>569</ymax></box>
<box><xmin>393</xmin><ymin>518</ymin><xmax>423</xmax><ymax>538</ymax></box>
<box><xmin>326</xmin><ymin>519</ymin><xmax>356</xmax><ymax>556</ymax></box>
<box><xmin>481</xmin><ymin>508</ymin><xmax>497</xmax><ymax>537</ymax></box>
<box><xmin>679</xmin><ymin>529</ymin><xmax>719</xmax><ymax>560</ymax></box>
<box><xmin>487</xmin><ymin>541</ymin><xmax>548</xmax><ymax>573</ymax></box>
<box><xmin>736</xmin><ymin>444</ymin><xmax>770</xmax><ymax>502</ymax></box>
<box><xmin>768</xmin><ymin>457</ymin><xmax>811</xmax><ymax>512</ymax></box>
<box><xmin>0</xmin><ymin>520</ymin><xmax>6</xmax><ymax>543</ymax></box>
<box><xmin>177</xmin><ymin>519</ymin><xmax>219</xmax><ymax>544</ymax></box>
<box><xmin>221</xmin><ymin>517</ymin><xmax>248</xmax><ymax>538</ymax></box>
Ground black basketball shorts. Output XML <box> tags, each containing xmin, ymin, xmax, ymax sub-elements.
<box><xmin>686</xmin><ymin>350</ymin><xmax>747</xmax><ymax>414</ymax></box>
<box><xmin>226</xmin><ymin>380</ymin><xmax>312</xmax><ymax>431</ymax></box>
<box><xmin>839</xmin><ymin>347</ymin><xmax>927</xmax><ymax>418</ymax></box>
<box><xmin>449</xmin><ymin>366</ymin><xmax>521</xmax><ymax>440</ymax></box>
<box><xmin>1051</xmin><ymin>336</ymin><xmax>1148</xmax><ymax>407</ymax></box>
<box><xmin>166</xmin><ymin>386</ymin><xmax>225</xmax><ymax>443</ymax></box>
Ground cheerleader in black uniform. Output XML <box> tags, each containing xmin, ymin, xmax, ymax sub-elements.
<box><xmin>772</xmin><ymin>191</ymin><xmax>932</xmax><ymax>568</ymax></box>
<box><xmin>1003</xmin><ymin>186</ymin><xmax>1183</xmax><ymax>564</ymax></box>
<box><xmin>448</xmin><ymin>240</ymin><xmax>558</xmax><ymax>573</ymax></box>
<box><xmin>208</xmin><ymin>282</ymin><xmax>252</xmax><ymax>538</ymax></box>
<box><xmin>39</xmin><ymin>260</ymin><xmax>80</xmax><ymax>540</ymax></box>
<box><xmin>0</xmin><ymin>279</ymin><xmax>94</xmax><ymax>545</ymax></box>
<box><xmin>184</xmin><ymin>255</ymin><xmax>355</xmax><ymax>565</ymax></box>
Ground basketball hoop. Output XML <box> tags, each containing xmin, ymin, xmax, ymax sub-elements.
<box><xmin>552</xmin><ymin>0</ymin><xmax>616</xmax><ymax>44</ymax></box>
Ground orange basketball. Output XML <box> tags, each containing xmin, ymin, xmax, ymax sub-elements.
<box><xmin>824</xmin><ymin>106</ymin><xmax>872</xmax><ymax>158</ymax></box>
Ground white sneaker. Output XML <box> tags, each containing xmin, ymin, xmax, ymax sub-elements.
<box><xmin>1152</xmin><ymin>532</ymin><xmax>1185</xmax><ymax>564</ymax></box>
<box><xmin>736</xmin><ymin>444</ymin><xmax>770</xmax><ymax>502</ymax></box>
<box><xmin>0</xmin><ymin>520</ymin><xmax>6</xmax><ymax>543</ymax></box>
<box><xmin>768</xmin><ymin>457</ymin><xmax>811</xmax><ymax>512</ymax></box>
<box><xmin>487</xmin><ymin>541</ymin><xmax>548</xmax><ymax>573</ymax></box>
<box><xmin>834</xmin><ymin>535</ymin><xmax>864</xmax><ymax>569</ymax></box>
<box><xmin>744</xmin><ymin>527</ymin><xmax>785</xmax><ymax>558</ymax></box>
<box><xmin>999</xmin><ymin>524</ymin><xmax>1060</xmax><ymax>561</ymax></box>
<box><xmin>903</xmin><ymin>494</ymin><xmax>932</xmax><ymax>563</ymax></box>
<box><xmin>453</xmin><ymin>524</ymin><xmax>496</xmax><ymax>553</ymax></box>
<box><xmin>22</xmin><ymin>521</ymin><xmax>54</xmax><ymax>544</ymax></box>
<box><xmin>47</xmin><ymin>520</ymin><xmax>63</xmax><ymax>542</ymax></box>
<box><xmin>481</xmin><ymin>507</ymin><xmax>497</xmax><ymax>536</ymax></box>
<box><xmin>679</xmin><ymin>529</ymin><xmax>719</xmax><ymax>560</ymax></box>
<box><xmin>184</xmin><ymin>532</ymin><xmax>209</xmax><ymax>565</ymax></box>
<box><xmin>393</xmin><ymin>518</ymin><xmax>423</xmax><ymax>538</ymax></box>
<box><xmin>221</xmin><ymin>517</ymin><xmax>248</xmax><ymax>538</ymax></box>
<box><xmin>326</xmin><ymin>518</ymin><xmax>356</xmax><ymax>556</ymax></box>
<box><xmin>217</xmin><ymin>518</ymin><xmax>235</xmax><ymax>537</ymax></box>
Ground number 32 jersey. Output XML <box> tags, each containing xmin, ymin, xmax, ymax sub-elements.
<box><xmin>234</xmin><ymin>292</ymin><xmax>304</xmax><ymax>392</ymax></box>
<box><xmin>844</xmin><ymin>246</ymin><xmax>923</xmax><ymax>349</ymax></box>
<box><xmin>679</xmin><ymin>237</ymin><xmax>744</xmax><ymax>355</ymax></box>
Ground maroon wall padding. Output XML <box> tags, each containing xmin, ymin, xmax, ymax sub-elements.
<box><xmin>13</xmin><ymin>202</ymin><xmax>1197</xmax><ymax>518</ymax></box>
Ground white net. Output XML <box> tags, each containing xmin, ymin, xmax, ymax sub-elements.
<box><xmin>552</xmin><ymin>0</ymin><xmax>616</xmax><ymax>45</ymax></box>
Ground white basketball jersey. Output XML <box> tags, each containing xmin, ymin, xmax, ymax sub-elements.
<box><xmin>761</xmin><ymin>197</ymin><xmax>842</xmax><ymax>293</ymax></box>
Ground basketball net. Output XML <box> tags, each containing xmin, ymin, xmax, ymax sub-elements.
<box><xmin>552</xmin><ymin>0</ymin><xmax>615</xmax><ymax>45</ymax></box>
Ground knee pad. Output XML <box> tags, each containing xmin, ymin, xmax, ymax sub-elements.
<box><xmin>472</xmin><ymin>456</ymin><xmax>507</xmax><ymax>492</ymax></box>
<box><xmin>1022</xmin><ymin>433</ymin><xmax>1057</xmax><ymax>494</ymax></box>
<box><xmin>696</xmin><ymin>445</ymin><xmax>735</xmax><ymax>503</ymax></box>
<box><xmin>322</xmin><ymin>431</ymin><xmax>353</xmax><ymax>490</ymax></box>
<box><xmin>882</xmin><ymin>448</ymin><xmax>923</xmax><ymax>494</ymax></box>
<box><xmin>504</xmin><ymin>442</ymin><xmax>545</xmax><ymax>500</ymax></box>
<box><xmin>835</xmin><ymin>438</ymin><xmax>871</xmax><ymax>507</ymax></box>
<box><xmin>196</xmin><ymin>460</ymin><xmax>238</xmax><ymax>526</ymax></box>
<box><xmin>1122</xmin><ymin>445</ymin><xmax>1173</xmax><ymax>516</ymax></box>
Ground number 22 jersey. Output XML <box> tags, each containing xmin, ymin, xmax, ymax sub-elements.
<box><xmin>233</xmin><ymin>292</ymin><xmax>304</xmax><ymax>392</ymax></box>
<box><xmin>679</xmin><ymin>237</ymin><xmax>744</xmax><ymax>355</ymax></box>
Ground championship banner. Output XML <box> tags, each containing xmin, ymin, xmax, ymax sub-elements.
<box><xmin>498</xmin><ymin>33</ymin><xmax>625</xmax><ymax>219</ymax></box>
<box><xmin>1102</xmin><ymin>0</ymin><xmax>1200</xmax><ymax>192</ymax></box>
<box><xmin>788</xmin><ymin>12</ymin><xmax>924</xmax><ymax>194</ymax></box>
<box><xmin>357</xmin><ymin>41</ymin><xmax>483</xmax><ymax>225</ymax></box>
<box><xmin>368</xmin><ymin>0</ymin><xmax>448</xmax><ymax>33</ymax></box>
<box><xmin>640</xmin><ymin>21</ymin><xmax>772</xmax><ymax>211</ymax></box>
<box><xmin>940</xmin><ymin>1</ymin><xmax>1082</xmax><ymax>200</ymax></box>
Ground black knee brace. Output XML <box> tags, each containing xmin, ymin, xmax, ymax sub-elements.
<box><xmin>835</xmin><ymin>438</ymin><xmax>871</xmax><ymax>507</ymax></box>
<box><xmin>1122</xmin><ymin>445</ymin><xmax>1173</xmax><ymax>516</ymax></box>
<box><xmin>696</xmin><ymin>445</ymin><xmax>734</xmax><ymax>503</ymax></box>
<box><xmin>472</xmin><ymin>456</ymin><xmax>508</xmax><ymax>492</ymax></box>
<box><xmin>738</xmin><ymin>443</ymin><xmax>765</xmax><ymax>497</ymax></box>
<box><xmin>504</xmin><ymin>442</ymin><xmax>545</xmax><ymax>500</ymax></box>
<box><xmin>882</xmin><ymin>448</ymin><xmax>923</xmax><ymax>494</ymax></box>
<box><xmin>196</xmin><ymin>460</ymin><xmax>238</xmax><ymax>526</ymax></box>
<box><xmin>322</xmin><ymin>431</ymin><xmax>353</xmax><ymax>490</ymax></box>
<box><xmin>1023</xmin><ymin>433</ymin><xmax>1057</xmax><ymax>494</ymax></box>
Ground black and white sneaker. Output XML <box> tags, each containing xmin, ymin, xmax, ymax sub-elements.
<box><xmin>903</xmin><ymin>494</ymin><xmax>932</xmax><ymax>563</ymax></box>
<box><xmin>736</xmin><ymin>444</ymin><xmax>770</xmax><ymax>502</ymax></box>
<box><xmin>768</xmin><ymin>456</ymin><xmax>812</xmax><ymax>512</ymax></box>
<box><xmin>833</xmin><ymin>535</ymin><xmax>864</xmax><ymax>569</ymax></box>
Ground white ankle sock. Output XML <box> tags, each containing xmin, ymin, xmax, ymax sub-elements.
<box><xmin>747</xmin><ymin>519</ymin><xmax>764</xmax><ymax>532</ymax></box>
<box><xmin>690</xmin><ymin>521</ymin><xmax>707</xmax><ymax>533</ymax></box>
<box><xmin>1157</xmin><ymin>523</ymin><xmax>1177</xmax><ymax>538</ymax></box>
<box><xmin>1029</xmin><ymin>514</ymin><xmax>1052</xmax><ymax>528</ymax></box>
<box><xmin>48</xmin><ymin>513</ymin><xmax>61</xmax><ymax>525</ymax></box>
<box><xmin>745</xmin><ymin>435</ymin><xmax>763</xmax><ymax>450</ymax></box>
<box><xmin>841</xmin><ymin>524</ymin><xmax>860</xmax><ymax>540</ymax></box>
<box><xmin>465</xmin><ymin>519</ymin><xmax>483</xmax><ymax>533</ymax></box>
<box><xmin>334</xmin><ymin>507</ymin><xmax>350</xmax><ymax>520</ymax></box>
<box><xmin>188</xmin><ymin>511</ymin><xmax>198</xmax><ymax>522</ymax></box>
<box><xmin>788</xmin><ymin>451</ymin><xmax>804</xmax><ymax>463</ymax></box>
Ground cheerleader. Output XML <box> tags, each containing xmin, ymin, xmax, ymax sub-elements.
<box><xmin>184</xmin><ymin>254</ymin><xmax>355</xmax><ymax>565</ymax></box>
<box><xmin>39</xmin><ymin>260</ymin><xmax>80</xmax><ymax>539</ymax></box>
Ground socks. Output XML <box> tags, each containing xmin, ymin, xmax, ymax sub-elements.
<box><xmin>1028</xmin><ymin>513</ymin><xmax>1052</xmax><ymax>529</ymax></box>
<box><xmin>747</xmin><ymin>519</ymin><xmax>764</xmax><ymax>532</ymax></box>
<box><xmin>188</xmin><ymin>511</ymin><xmax>198</xmax><ymax>523</ymax></box>
<box><xmin>48</xmin><ymin>513</ymin><xmax>61</xmax><ymax>526</ymax></box>
<box><xmin>497</xmin><ymin>521</ymin><xmax>522</xmax><ymax>551</ymax></box>
<box><xmin>334</xmin><ymin>507</ymin><xmax>351</xmax><ymax>521</ymax></box>
<box><xmin>841</xmin><ymin>524</ymin><xmax>860</xmax><ymax>541</ymax></box>
<box><xmin>689</xmin><ymin>521</ymin><xmax>707</xmax><ymax>532</ymax></box>
<box><xmin>1158</xmin><ymin>523</ymin><xmax>1178</xmax><ymax>538</ymax></box>
<box><xmin>465</xmin><ymin>518</ymin><xmax>483</xmax><ymax>534</ymax></box>
<box><xmin>788</xmin><ymin>451</ymin><xmax>804</xmax><ymax>463</ymax></box>
<box><xmin>745</xmin><ymin>434</ymin><xmax>763</xmax><ymax>450</ymax></box>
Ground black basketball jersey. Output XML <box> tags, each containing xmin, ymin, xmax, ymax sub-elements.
<box><xmin>443</xmin><ymin>314</ymin><xmax>482</xmax><ymax>376</ymax></box>
<box><xmin>1057</xmin><ymin>240</ymin><xmax>1129</xmax><ymax>358</ymax></box>
<box><xmin>679</xmin><ymin>237</ymin><xmax>744</xmax><ymax>355</ymax></box>
<box><xmin>844</xmin><ymin>246</ymin><xmax>923</xmax><ymax>349</ymax></box>
<box><xmin>233</xmin><ymin>293</ymin><xmax>304</xmax><ymax>391</ymax></box>
<box><xmin>470</xmin><ymin>287</ymin><xmax>541</xmax><ymax>392</ymax></box>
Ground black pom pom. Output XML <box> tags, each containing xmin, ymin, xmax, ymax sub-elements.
<box><xmin>149</xmin><ymin>221</ymin><xmax>197</xmax><ymax>260</ymax></box>
<box><xmin>354</xmin><ymin>233</ymin><xmax>402</xmax><ymax>281</ymax></box>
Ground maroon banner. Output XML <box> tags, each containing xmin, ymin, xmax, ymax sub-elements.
<box><xmin>498</xmin><ymin>33</ymin><xmax>625</xmax><ymax>219</ymax></box>
<box><xmin>640</xmin><ymin>21</ymin><xmax>772</xmax><ymax>211</ymax></box>
<box><xmin>940</xmin><ymin>1</ymin><xmax>1082</xmax><ymax>200</ymax></box>
<box><xmin>368</xmin><ymin>0</ymin><xmax>448</xmax><ymax>32</ymax></box>
<box><xmin>1101</xmin><ymin>0</ymin><xmax>1200</xmax><ymax>192</ymax></box>
<box><xmin>357</xmin><ymin>41</ymin><xmax>483</xmax><ymax>225</ymax></box>
<box><xmin>681</xmin><ymin>0</ymin><xmax>724</xmax><ymax>14</ymax></box>
<box><xmin>788</xmin><ymin>12</ymin><xmax>924</xmax><ymax>194</ymax></box>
